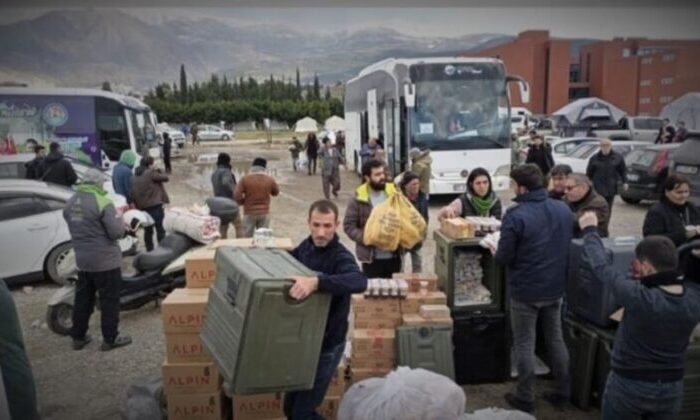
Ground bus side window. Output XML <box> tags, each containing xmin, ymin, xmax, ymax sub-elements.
<box><xmin>96</xmin><ymin>98</ymin><xmax>129</xmax><ymax>162</ymax></box>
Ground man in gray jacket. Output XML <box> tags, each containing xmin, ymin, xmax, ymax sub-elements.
<box><xmin>63</xmin><ymin>169</ymin><xmax>132</xmax><ymax>351</ymax></box>
<box><xmin>320</xmin><ymin>137</ymin><xmax>344</xmax><ymax>199</ymax></box>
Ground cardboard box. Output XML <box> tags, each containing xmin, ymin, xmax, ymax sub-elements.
<box><xmin>163</xmin><ymin>361</ymin><xmax>221</xmax><ymax>395</ymax></box>
<box><xmin>166</xmin><ymin>333</ymin><xmax>211</xmax><ymax>364</ymax></box>
<box><xmin>440</xmin><ymin>218</ymin><xmax>475</xmax><ymax>239</ymax></box>
<box><xmin>317</xmin><ymin>397</ymin><xmax>340</xmax><ymax>420</ymax></box>
<box><xmin>350</xmin><ymin>367</ymin><xmax>392</xmax><ymax>384</ymax></box>
<box><xmin>167</xmin><ymin>391</ymin><xmax>222</xmax><ymax>420</ymax></box>
<box><xmin>352</xmin><ymin>329</ymin><xmax>395</xmax><ymax>355</ymax></box>
<box><xmin>351</xmin><ymin>356</ymin><xmax>395</xmax><ymax>370</ymax></box>
<box><xmin>419</xmin><ymin>304</ymin><xmax>450</xmax><ymax>319</ymax></box>
<box><xmin>351</xmin><ymin>295</ymin><xmax>401</xmax><ymax>319</ymax></box>
<box><xmin>354</xmin><ymin>317</ymin><xmax>402</xmax><ymax>330</ymax></box>
<box><xmin>325</xmin><ymin>366</ymin><xmax>346</xmax><ymax>398</ymax></box>
<box><xmin>402</xmin><ymin>313</ymin><xmax>454</xmax><ymax>328</ymax></box>
<box><xmin>162</xmin><ymin>288</ymin><xmax>210</xmax><ymax>334</ymax></box>
<box><xmin>232</xmin><ymin>393</ymin><xmax>285</xmax><ymax>420</ymax></box>
<box><xmin>208</xmin><ymin>237</ymin><xmax>294</xmax><ymax>251</ymax></box>
<box><xmin>400</xmin><ymin>292</ymin><xmax>447</xmax><ymax>314</ymax></box>
<box><xmin>392</xmin><ymin>273</ymin><xmax>438</xmax><ymax>292</ymax></box>
<box><xmin>185</xmin><ymin>249</ymin><xmax>217</xmax><ymax>289</ymax></box>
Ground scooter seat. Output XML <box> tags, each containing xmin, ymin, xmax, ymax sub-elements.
<box><xmin>133</xmin><ymin>232</ymin><xmax>195</xmax><ymax>272</ymax></box>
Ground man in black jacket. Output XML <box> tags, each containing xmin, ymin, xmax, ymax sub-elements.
<box><xmin>24</xmin><ymin>143</ymin><xmax>45</xmax><ymax>180</ymax></box>
<box><xmin>285</xmin><ymin>199</ymin><xmax>368</xmax><ymax>420</ymax></box>
<box><xmin>41</xmin><ymin>142</ymin><xmax>78</xmax><ymax>187</ymax></box>
<box><xmin>578</xmin><ymin>212</ymin><xmax>700</xmax><ymax>419</ymax></box>
<box><xmin>586</xmin><ymin>138</ymin><xmax>626</xmax><ymax>217</ymax></box>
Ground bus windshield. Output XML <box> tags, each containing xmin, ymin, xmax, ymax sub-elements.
<box><xmin>129</xmin><ymin>109</ymin><xmax>157</xmax><ymax>155</ymax></box>
<box><xmin>409</xmin><ymin>63</ymin><xmax>510</xmax><ymax>151</ymax></box>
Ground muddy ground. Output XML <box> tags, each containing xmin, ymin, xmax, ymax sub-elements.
<box><xmin>11</xmin><ymin>139</ymin><xmax>649</xmax><ymax>419</ymax></box>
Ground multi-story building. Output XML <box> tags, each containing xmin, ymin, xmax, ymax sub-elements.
<box><xmin>473</xmin><ymin>31</ymin><xmax>700</xmax><ymax>116</ymax></box>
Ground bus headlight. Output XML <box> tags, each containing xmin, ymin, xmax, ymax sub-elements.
<box><xmin>460</xmin><ymin>169</ymin><xmax>469</xmax><ymax>178</ymax></box>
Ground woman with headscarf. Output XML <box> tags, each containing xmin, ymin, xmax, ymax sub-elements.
<box><xmin>437</xmin><ymin>167</ymin><xmax>503</xmax><ymax>221</ymax></box>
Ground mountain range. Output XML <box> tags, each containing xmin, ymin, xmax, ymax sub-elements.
<box><xmin>0</xmin><ymin>9</ymin><xmax>514</xmax><ymax>92</ymax></box>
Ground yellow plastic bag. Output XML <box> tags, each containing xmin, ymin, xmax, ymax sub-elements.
<box><xmin>363</xmin><ymin>195</ymin><xmax>401</xmax><ymax>252</ymax></box>
<box><xmin>396</xmin><ymin>193</ymin><xmax>427</xmax><ymax>249</ymax></box>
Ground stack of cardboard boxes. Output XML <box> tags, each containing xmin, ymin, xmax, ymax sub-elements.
<box><xmin>394</xmin><ymin>273</ymin><xmax>450</xmax><ymax>326</ymax></box>
<box><xmin>162</xmin><ymin>283</ymin><xmax>222</xmax><ymax>420</ymax></box>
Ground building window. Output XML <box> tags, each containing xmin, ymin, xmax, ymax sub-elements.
<box><xmin>622</xmin><ymin>48</ymin><xmax>631</xmax><ymax>57</ymax></box>
<box><xmin>641</xmin><ymin>57</ymin><xmax>653</xmax><ymax>65</ymax></box>
<box><xmin>661</xmin><ymin>77</ymin><xmax>674</xmax><ymax>85</ymax></box>
<box><xmin>663</xmin><ymin>54</ymin><xmax>676</xmax><ymax>62</ymax></box>
<box><xmin>569</xmin><ymin>87</ymin><xmax>590</xmax><ymax>100</ymax></box>
<box><xmin>660</xmin><ymin>96</ymin><xmax>673</xmax><ymax>104</ymax></box>
<box><xmin>586</xmin><ymin>53</ymin><xmax>591</xmax><ymax>82</ymax></box>
<box><xmin>640</xmin><ymin>80</ymin><xmax>652</xmax><ymax>87</ymax></box>
<box><xmin>569</xmin><ymin>64</ymin><xmax>581</xmax><ymax>83</ymax></box>
<box><xmin>639</xmin><ymin>97</ymin><xmax>651</xmax><ymax>104</ymax></box>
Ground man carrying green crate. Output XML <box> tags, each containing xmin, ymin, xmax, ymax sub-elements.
<box><xmin>285</xmin><ymin>199</ymin><xmax>368</xmax><ymax>419</ymax></box>
<box><xmin>578</xmin><ymin>212</ymin><xmax>700</xmax><ymax>419</ymax></box>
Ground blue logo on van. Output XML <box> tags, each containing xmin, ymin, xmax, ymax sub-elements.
<box><xmin>42</xmin><ymin>103</ymin><xmax>69</xmax><ymax>127</ymax></box>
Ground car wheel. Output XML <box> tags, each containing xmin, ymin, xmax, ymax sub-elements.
<box><xmin>621</xmin><ymin>196</ymin><xmax>641</xmax><ymax>205</ymax></box>
<box><xmin>46</xmin><ymin>303</ymin><xmax>73</xmax><ymax>336</ymax></box>
<box><xmin>221</xmin><ymin>134</ymin><xmax>230</xmax><ymax>141</ymax></box>
<box><xmin>45</xmin><ymin>242</ymin><xmax>75</xmax><ymax>286</ymax></box>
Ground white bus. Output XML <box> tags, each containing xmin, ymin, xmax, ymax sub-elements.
<box><xmin>345</xmin><ymin>57</ymin><xmax>529</xmax><ymax>194</ymax></box>
<box><xmin>0</xmin><ymin>87</ymin><xmax>160</xmax><ymax>170</ymax></box>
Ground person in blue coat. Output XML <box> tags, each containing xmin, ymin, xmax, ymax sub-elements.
<box><xmin>495</xmin><ymin>164</ymin><xmax>574</xmax><ymax>414</ymax></box>
<box><xmin>285</xmin><ymin>199</ymin><xmax>368</xmax><ymax>420</ymax></box>
<box><xmin>112</xmin><ymin>150</ymin><xmax>137</xmax><ymax>204</ymax></box>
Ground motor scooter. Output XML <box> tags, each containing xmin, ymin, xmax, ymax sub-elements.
<box><xmin>46</xmin><ymin>217</ymin><xmax>202</xmax><ymax>336</ymax></box>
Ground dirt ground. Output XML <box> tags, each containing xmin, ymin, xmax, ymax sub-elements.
<box><xmin>11</xmin><ymin>139</ymin><xmax>650</xmax><ymax>420</ymax></box>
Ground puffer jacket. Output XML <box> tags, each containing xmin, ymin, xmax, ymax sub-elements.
<box><xmin>643</xmin><ymin>197</ymin><xmax>700</xmax><ymax>247</ymax></box>
<box><xmin>343</xmin><ymin>182</ymin><xmax>398</xmax><ymax>263</ymax></box>
<box><xmin>41</xmin><ymin>151</ymin><xmax>77</xmax><ymax>187</ymax></box>
<box><xmin>211</xmin><ymin>165</ymin><xmax>237</xmax><ymax>198</ymax></box>
<box><xmin>586</xmin><ymin>151</ymin><xmax>626</xmax><ymax>198</ymax></box>
<box><xmin>568</xmin><ymin>187</ymin><xmax>611</xmax><ymax>238</ymax></box>
<box><xmin>411</xmin><ymin>151</ymin><xmax>432</xmax><ymax>194</ymax></box>
<box><xmin>131</xmin><ymin>166</ymin><xmax>170</xmax><ymax>210</ymax></box>
<box><xmin>63</xmin><ymin>184</ymin><xmax>125</xmax><ymax>272</ymax></box>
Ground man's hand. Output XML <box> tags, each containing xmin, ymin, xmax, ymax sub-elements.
<box><xmin>579</xmin><ymin>211</ymin><xmax>599</xmax><ymax>231</ymax></box>
<box><xmin>686</xmin><ymin>225</ymin><xmax>700</xmax><ymax>239</ymax></box>
<box><xmin>289</xmin><ymin>276</ymin><xmax>319</xmax><ymax>300</ymax></box>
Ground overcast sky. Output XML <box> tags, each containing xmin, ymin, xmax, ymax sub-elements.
<box><xmin>1</xmin><ymin>7</ymin><xmax>700</xmax><ymax>39</ymax></box>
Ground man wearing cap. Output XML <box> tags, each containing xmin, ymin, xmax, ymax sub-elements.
<box><xmin>409</xmin><ymin>147</ymin><xmax>432</xmax><ymax>197</ymax></box>
<box><xmin>24</xmin><ymin>143</ymin><xmax>45</xmax><ymax>180</ymax></box>
<box><xmin>63</xmin><ymin>169</ymin><xmax>132</xmax><ymax>351</ymax></box>
<box><xmin>234</xmin><ymin>157</ymin><xmax>280</xmax><ymax>237</ymax></box>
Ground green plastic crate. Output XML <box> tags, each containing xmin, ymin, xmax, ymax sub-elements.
<box><xmin>397</xmin><ymin>325</ymin><xmax>455</xmax><ymax>380</ymax></box>
<box><xmin>563</xmin><ymin>316</ymin><xmax>599</xmax><ymax>410</ymax></box>
<box><xmin>200</xmin><ymin>247</ymin><xmax>331</xmax><ymax>395</ymax></box>
<box><xmin>433</xmin><ymin>230</ymin><xmax>503</xmax><ymax>314</ymax></box>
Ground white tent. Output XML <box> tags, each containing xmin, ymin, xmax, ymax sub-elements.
<box><xmin>324</xmin><ymin>115</ymin><xmax>345</xmax><ymax>132</ymax></box>
<box><xmin>294</xmin><ymin>116</ymin><xmax>319</xmax><ymax>133</ymax></box>
<box><xmin>553</xmin><ymin>97</ymin><xmax>626</xmax><ymax>125</ymax></box>
<box><xmin>661</xmin><ymin>92</ymin><xmax>700</xmax><ymax>131</ymax></box>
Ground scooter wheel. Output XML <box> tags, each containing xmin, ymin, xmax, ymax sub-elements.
<box><xmin>46</xmin><ymin>303</ymin><xmax>73</xmax><ymax>336</ymax></box>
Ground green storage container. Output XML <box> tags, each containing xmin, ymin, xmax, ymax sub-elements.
<box><xmin>200</xmin><ymin>247</ymin><xmax>331</xmax><ymax>395</ymax></box>
<box><xmin>397</xmin><ymin>325</ymin><xmax>455</xmax><ymax>380</ymax></box>
<box><xmin>433</xmin><ymin>230</ymin><xmax>503</xmax><ymax>314</ymax></box>
<box><xmin>563</xmin><ymin>316</ymin><xmax>599</xmax><ymax>410</ymax></box>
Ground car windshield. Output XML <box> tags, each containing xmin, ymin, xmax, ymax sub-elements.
<box><xmin>567</xmin><ymin>143</ymin><xmax>597</xmax><ymax>158</ymax></box>
<box><xmin>626</xmin><ymin>149</ymin><xmax>658</xmax><ymax>166</ymax></box>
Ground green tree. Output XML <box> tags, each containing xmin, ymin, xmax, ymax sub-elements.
<box><xmin>179</xmin><ymin>64</ymin><xmax>187</xmax><ymax>102</ymax></box>
<box><xmin>313</xmin><ymin>73</ymin><xmax>320</xmax><ymax>100</ymax></box>
<box><xmin>101</xmin><ymin>81</ymin><xmax>112</xmax><ymax>92</ymax></box>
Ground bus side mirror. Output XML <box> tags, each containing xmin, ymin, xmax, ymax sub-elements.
<box><xmin>403</xmin><ymin>83</ymin><xmax>416</xmax><ymax>108</ymax></box>
<box><xmin>507</xmin><ymin>75</ymin><xmax>530</xmax><ymax>104</ymax></box>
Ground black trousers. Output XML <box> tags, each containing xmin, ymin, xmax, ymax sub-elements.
<box><xmin>362</xmin><ymin>256</ymin><xmax>402</xmax><ymax>278</ymax></box>
<box><xmin>143</xmin><ymin>204</ymin><xmax>166</xmax><ymax>251</ymax></box>
<box><xmin>308</xmin><ymin>155</ymin><xmax>317</xmax><ymax>175</ymax></box>
<box><xmin>604</xmin><ymin>195</ymin><xmax>615</xmax><ymax>217</ymax></box>
<box><xmin>71</xmin><ymin>268</ymin><xmax>121</xmax><ymax>343</ymax></box>
<box><xmin>163</xmin><ymin>154</ymin><xmax>171</xmax><ymax>173</ymax></box>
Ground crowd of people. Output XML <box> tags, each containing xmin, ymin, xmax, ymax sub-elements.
<box><xmin>656</xmin><ymin>118</ymin><xmax>689</xmax><ymax>144</ymax></box>
<box><xmin>6</xmin><ymin>126</ymin><xmax>700</xmax><ymax>419</ymax></box>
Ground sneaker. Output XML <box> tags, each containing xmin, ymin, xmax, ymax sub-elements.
<box><xmin>72</xmin><ymin>335</ymin><xmax>92</xmax><ymax>351</ymax></box>
<box><xmin>504</xmin><ymin>393</ymin><xmax>534</xmax><ymax>414</ymax></box>
<box><xmin>543</xmin><ymin>393</ymin><xmax>569</xmax><ymax>411</ymax></box>
<box><xmin>100</xmin><ymin>335</ymin><xmax>132</xmax><ymax>352</ymax></box>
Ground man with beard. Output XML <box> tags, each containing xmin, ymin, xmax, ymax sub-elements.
<box><xmin>344</xmin><ymin>158</ymin><xmax>401</xmax><ymax>278</ymax></box>
<box><xmin>284</xmin><ymin>199</ymin><xmax>367</xmax><ymax>419</ymax></box>
<box><xmin>565</xmin><ymin>173</ymin><xmax>610</xmax><ymax>238</ymax></box>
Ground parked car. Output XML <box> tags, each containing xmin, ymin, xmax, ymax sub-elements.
<box><xmin>555</xmin><ymin>141</ymin><xmax>649</xmax><ymax>173</ymax></box>
<box><xmin>0</xmin><ymin>180</ymin><xmax>136</xmax><ymax>286</ymax></box>
<box><xmin>197</xmin><ymin>124</ymin><xmax>234</xmax><ymax>141</ymax></box>
<box><xmin>515</xmin><ymin>136</ymin><xmax>594</xmax><ymax>164</ymax></box>
<box><xmin>592</xmin><ymin>116</ymin><xmax>664</xmax><ymax>142</ymax></box>
<box><xmin>157</xmin><ymin>123</ymin><xmax>186</xmax><ymax>148</ymax></box>
<box><xmin>620</xmin><ymin>143</ymin><xmax>681</xmax><ymax>204</ymax></box>
<box><xmin>0</xmin><ymin>153</ymin><xmax>119</xmax><ymax>195</ymax></box>
<box><xmin>669</xmin><ymin>134</ymin><xmax>700</xmax><ymax>206</ymax></box>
